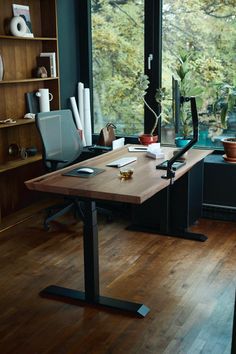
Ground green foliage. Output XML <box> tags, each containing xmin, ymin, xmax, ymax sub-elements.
<box><xmin>91</xmin><ymin>0</ymin><xmax>236</xmax><ymax>139</ymax></box>
<box><xmin>92</xmin><ymin>0</ymin><xmax>145</xmax><ymax>134</ymax></box>
<box><xmin>207</xmin><ymin>83</ymin><xmax>236</xmax><ymax>139</ymax></box>
<box><xmin>174</xmin><ymin>51</ymin><xmax>203</xmax><ymax>138</ymax></box>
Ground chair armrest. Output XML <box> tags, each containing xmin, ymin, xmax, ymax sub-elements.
<box><xmin>45</xmin><ymin>158</ymin><xmax>69</xmax><ymax>171</ymax></box>
<box><xmin>45</xmin><ymin>158</ymin><xmax>69</xmax><ymax>164</ymax></box>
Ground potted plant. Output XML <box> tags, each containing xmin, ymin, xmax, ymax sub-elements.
<box><xmin>207</xmin><ymin>83</ymin><xmax>236</xmax><ymax>159</ymax></box>
<box><xmin>175</xmin><ymin>52</ymin><xmax>203</xmax><ymax>147</ymax></box>
<box><xmin>133</xmin><ymin>73</ymin><xmax>163</xmax><ymax>145</ymax></box>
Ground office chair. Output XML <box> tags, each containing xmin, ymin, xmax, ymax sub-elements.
<box><xmin>35</xmin><ymin>109</ymin><xmax>84</xmax><ymax>230</ymax></box>
<box><xmin>36</xmin><ymin>109</ymin><xmax>112</xmax><ymax>230</ymax></box>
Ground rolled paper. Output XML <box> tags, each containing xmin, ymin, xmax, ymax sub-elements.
<box><xmin>70</xmin><ymin>96</ymin><xmax>86</xmax><ymax>146</ymax></box>
<box><xmin>78</xmin><ymin>82</ymin><xmax>85</xmax><ymax>131</ymax></box>
<box><xmin>84</xmin><ymin>88</ymin><xmax>92</xmax><ymax>146</ymax></box>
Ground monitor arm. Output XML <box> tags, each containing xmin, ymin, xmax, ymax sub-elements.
<box><xmin>156</xmin><ymin>96</ymin><xmax>199</xmax><ymax>180</ymax></box>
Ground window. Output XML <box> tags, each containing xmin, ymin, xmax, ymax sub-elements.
<box><xmin>90</xmin><ymin>0</ymin><xmax>161</xmax><ymax>138</ymax></box>
<box><xmin>83</xmin><ymin>1</ymin><xmax>235</xmax><ymax>148</ymax></box>
<box><xmin>91</xmin><ymin>0</ymin><xmax>145</xmax><ymax>136</ymax></box>
<box><xmin>161</xmin><ymin>1</ymin><xmax>236</xmax><ymax>149</ymax></box>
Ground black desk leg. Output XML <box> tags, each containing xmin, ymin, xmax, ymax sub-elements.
<box><xmin>40</xmin><ymin>200</ymin><xmax>150</xmax><ymax>318</ymax></box>
<box><xmin>128</xmin><ymin>168</ymin><xmax>208</xmax><ymax>242</ymax></box>
<box><xmin>159</xmin><ymin>185</ymin><xmax>207</xmax><ymax>242</ymax></box>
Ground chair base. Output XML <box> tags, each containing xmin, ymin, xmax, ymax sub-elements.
<box><xmin>43</xmin><ymin>199</ymin><xmax>113</xmax><ymax>230</ymax></box>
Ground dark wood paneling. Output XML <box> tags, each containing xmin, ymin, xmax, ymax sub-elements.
<box><xmin>0</xmin><ymin>160</ymin><xmax>45</xmax><ymax>218</ymax></box>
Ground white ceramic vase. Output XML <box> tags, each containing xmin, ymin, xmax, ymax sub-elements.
<box><xmin>0</xmin><ymin>54</ymin><xmax>4</xmax><ymax>80</ymax></box>
<box><xmin>36</xmin><ymin>88</ymin><xmax>53</xmax><ymax>112</ymax></box>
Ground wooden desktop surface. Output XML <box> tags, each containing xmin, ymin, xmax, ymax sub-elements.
<box><xmin>25</xmin><ymin>145</ymin><xmax>212</xmax><ymax>205</ymax></box>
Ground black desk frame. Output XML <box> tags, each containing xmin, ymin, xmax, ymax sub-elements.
<box><xmin>129</xmin><ymin>160</ymin><xmax>207</xmax><ymax>242</ymax></box>
<box><xmin>41</xmin><ymin>200</ymin><xmax>150</xmax><ymax>318</ymax></box>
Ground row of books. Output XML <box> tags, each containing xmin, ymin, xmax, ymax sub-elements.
<box><xmin>36</xmin><ymin>52</ymin><xmax>57</xmax><ymax>78</ymax></box>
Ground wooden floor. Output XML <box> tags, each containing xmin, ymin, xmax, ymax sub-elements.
<box><xmin>0</xmin><ymin>202</ymin><xmax>235</xmax><ymax>354</ymax></box>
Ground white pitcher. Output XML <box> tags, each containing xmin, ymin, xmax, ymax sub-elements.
<box><xmin>36</xmin><ymin>88</ymin><xmax>53</xmax><ymax>112</ymax></box>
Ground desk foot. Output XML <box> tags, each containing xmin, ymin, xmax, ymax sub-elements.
<box><xmin>40</xmin><ymin>285</ymin><xmax>150</xmax><ymax>318</ymax></box>
<box><xmin>127</xmin><ymin>225</ymin><xmax>207</xmax><ymax>242</ymax></box>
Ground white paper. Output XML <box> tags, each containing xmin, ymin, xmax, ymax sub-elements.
<box><xmin>146</xmin><ymin>151</ymin><xmax>165</xmax><ymax>159</ymax></box>
<box><xmin>70</xmin><ymin>97</ymin><xmax>86</xmax><ymax>146</ymax></box>
<box><xmin>146</xmin><ymin>143</ymin><xmax>164</xmax><ymax>159</ymax></box>
<box><xmin>112</xmin><ymin>137</ymin><xmax>125</xmax><ymax>150</ymax></box>
<box><xmin>83</xmin><ymin>88</ymin><xmax>92</xmax><ymax>146</ymax></box>
<box><xmin>78</xmin><ymin>82</ymin><xmax>84</xmax><ymax>130</ymax></box>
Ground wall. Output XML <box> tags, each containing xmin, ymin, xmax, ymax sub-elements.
<box><xmin>57</xmin><ymin>0</ymin><xmax>80</xmax><ymax>109</ymax></box>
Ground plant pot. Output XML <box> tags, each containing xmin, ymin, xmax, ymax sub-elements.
<box><xmin>175</xmin><ymin>137</ymin><xmax>191</xmax><ymax>148</ymax></box>
<box><xmin>221</xmin><ymin>138</ymin><xmax>236</xmax><ymax>162</ymax></box>
<box><xmin>138</xmin><ymin>134</ymin><xmax>158</xmax><ymax>145</ymax></box>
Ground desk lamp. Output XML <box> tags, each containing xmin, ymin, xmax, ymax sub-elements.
<box><xmin>156</xmin><ymin>96</ymin><xmax>199</xmax><ymax>180</ymax></box>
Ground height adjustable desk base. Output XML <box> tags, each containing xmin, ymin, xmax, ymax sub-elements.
<box><xmin>129</xmin><ymin>162</ymin><xmax>208</xmax><ymax>242</ymax></box>
<box><xmin>40</xmin><ymin>200</ymin><xmax>150</xmax><ymax>318</ymax></box>
<box><xmin>40</xmin><ymin>285</ymin><xmax>150</xmax><ymax>318</ymax></box>
<box><xmin>127</xmin><ymin>224</ymin><xmax>207</xmax><ymax>242</ymax></box>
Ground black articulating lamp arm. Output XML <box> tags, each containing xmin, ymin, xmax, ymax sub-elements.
<box><xmin>157</xmin><ymin>96</ymin><xmax>199</xmax><ymax>180</ymax></box>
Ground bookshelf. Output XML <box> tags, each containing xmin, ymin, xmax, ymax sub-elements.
<box><xmin>0</xmin><ymin>0</ymin><xmax>60</xmax><ymax>221</ymax></box>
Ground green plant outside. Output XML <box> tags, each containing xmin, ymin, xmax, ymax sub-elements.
<box><xmin>91</xmin><ymin>0</ymin><xmax>236</xmax><ymax>147</ymax></box>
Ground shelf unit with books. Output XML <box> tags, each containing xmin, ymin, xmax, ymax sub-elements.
<box><xmin>0</xmin><ymin>0</ymin><xmax>60</xmax><ymax>220</ymax></box>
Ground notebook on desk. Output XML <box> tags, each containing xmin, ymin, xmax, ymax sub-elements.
<box><xmin>106</xmin><ymin>156</ymin><xmax>137</xmax><ymax>167</ymax></box>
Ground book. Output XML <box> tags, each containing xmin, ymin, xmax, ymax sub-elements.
<box><xmin>36</xmin><ymin>56</ymin><xmax>51</xmax><ymax>77</ymax></box>
<box><xmin>12</xmin><ymin>4</ymin><xmax>34</xmax><ymax>38</ymax></box>
<box><xmin>25</xmin><ymin>92</ymin><xmax>39</xmax><ymax>113</ymax></box>
<box><xmin>40</xmin><ymin>52</ymin><xmax>57</xmax><ymax>78</ymax></box>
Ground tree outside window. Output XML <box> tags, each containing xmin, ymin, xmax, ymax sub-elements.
<box><xmin>91</xmin><ymin>0</ymin><xmax>236</xmax><ymax>148</ymax></box>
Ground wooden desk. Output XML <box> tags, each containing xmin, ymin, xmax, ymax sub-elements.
<box><xmin>25</xmin><ymin>145</ymin><xmax>212</xmax><ymax>317</ymax></box>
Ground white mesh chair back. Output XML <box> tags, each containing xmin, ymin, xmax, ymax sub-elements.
<box><xmin>36</xmin><ymin>109</ymin><xmax>83</xmax><ymax>170</ymax></box>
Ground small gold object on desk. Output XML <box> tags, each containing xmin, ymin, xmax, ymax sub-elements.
<box><xmin>119</xmin><ymin>168</ymin><xmax>134</xmax><ymax>179</ymax></box>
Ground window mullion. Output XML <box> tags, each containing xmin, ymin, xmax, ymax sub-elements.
<box><xmin>144</xmin><ymin>0</ymin><xmax>162</xmax><ymax>138</ymax></box>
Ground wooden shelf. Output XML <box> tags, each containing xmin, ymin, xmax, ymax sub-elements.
<box><xmin>0</xmin><ymin>77</ymin><xmax>59</xmax><ymax>85</ymax></box>
<box><xmin>0</xmin><ymin>0</ymin><xmax>58</xmax><ymax>219</ymax></box>
<box><xmin>0</xmin><ymin>35</ymin><xmax>57</xmax><ymax>41</ymax></box>
<box><xmin>0</xmin><ymin>154</ymin><xmax>42</xmax><ymax>173</ymax></box>
<box><xmin>0</xmin><ymin>119</ymin><xmax>35</xmax><ymax>129</ymax></box>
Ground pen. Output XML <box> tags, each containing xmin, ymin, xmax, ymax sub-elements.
<box><xmin>134</xmin><ymin>147</ymin><xmax>148</xmax><ymax>150</ymax></box>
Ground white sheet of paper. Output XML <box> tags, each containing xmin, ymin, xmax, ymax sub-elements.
<box><xmin>112</xmin><ymin>137</ymin><xmax>125</xmax><ymax>150</ymax></box>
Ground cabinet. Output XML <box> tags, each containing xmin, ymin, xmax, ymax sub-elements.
<box><xmin>203</xmin><ymin>154</ymin><xmax>236</xmax><ymax>221</ymax></box>
<box><xmin>0</xmin><ymin>0</ymin><xmax>60</xmax><ymax>221</ymax></box>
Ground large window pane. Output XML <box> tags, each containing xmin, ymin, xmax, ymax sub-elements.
<box><xmin>161</xmin><ymin>1</ymin><xmax>236</xmax><ymax>149</ymax></box>
<box><xmin>91</xmin><ymin>0</ymin><xmax>144</xmax><ymax>136</ymax></box>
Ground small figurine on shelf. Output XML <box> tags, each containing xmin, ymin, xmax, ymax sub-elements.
<box><xmin>35</xmin><ymin>66</ymin><xmax>48</xmax><ymax>78</ymax></box>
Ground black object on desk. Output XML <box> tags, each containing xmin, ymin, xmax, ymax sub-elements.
<box><xmin>156</xmin><ymin>96</ymin><xmax>199</xmax><ymax>180</ymax></box>
<box><xmin>63</xmin><ymin>166</ymin><xmax>105</xmax><ymax>178</ymax></box>
<box><xmin>88</xmin><ymin>145</ymin><xmax>112</xmax><ymax>152</ymax></box>
<box><xmin>157</xmin><ymin>160</ymin><xmax>186</xmax><ymax>171</ymax></box>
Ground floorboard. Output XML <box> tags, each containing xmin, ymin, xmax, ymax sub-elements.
<box><xmin>0</xmin><ymin>204</ymin><xmax>235</xmax><ymax>354</ymax></box>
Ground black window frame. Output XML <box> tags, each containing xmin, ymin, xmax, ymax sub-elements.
<box><xmin>78</xmin><ymin>0</ymin><xmax>163</xmax><ymax>142</ymax></box>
